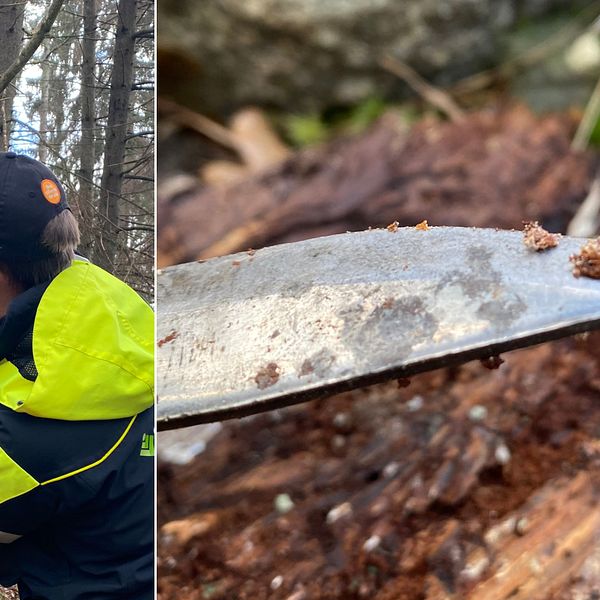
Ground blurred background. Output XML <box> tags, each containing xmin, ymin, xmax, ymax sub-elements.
<box><xmin>157</xmin><ymin>2</ymin><xmax>600</xmax><ymax>599</ymax></box>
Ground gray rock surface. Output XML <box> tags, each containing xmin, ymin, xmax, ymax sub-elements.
<box><xmin>158</xmin><ymin>0</ymin><xmax>585</xmax><ymax>114</ymax></box>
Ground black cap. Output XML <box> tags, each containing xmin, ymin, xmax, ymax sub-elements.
<box><xmin>0</xmin><ymin>152</ymin><xmax>69</xmax><ymax>260</ymax></box>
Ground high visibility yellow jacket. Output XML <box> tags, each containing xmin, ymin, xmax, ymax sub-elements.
<box><xmin>0</xmin><ymin>259</ymin><xmax>154</xmax><ymax>600</ymax></box>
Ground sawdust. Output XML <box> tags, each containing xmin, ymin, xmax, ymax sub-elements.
<box><xmin>570</xmin><ymin>238</ymin><xmax>600</xmax><ymax>279</ymax></box>
<box><xmin>522</xmin><ymin>221</ymin><xmax>561</xmax><ymax>251</ymax></box>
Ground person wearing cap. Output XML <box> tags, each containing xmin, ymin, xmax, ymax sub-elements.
<box><xmin>0</xmin><ymin>152</ymin><xmax>154</xmax><ymax>599</ymax></box>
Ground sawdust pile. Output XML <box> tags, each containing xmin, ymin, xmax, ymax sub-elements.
<box><xmin>571</xmin><ymin>238</ymin><xmax>600</xmax><ymax>279</ymax></box>
<box><xmin>522</xmin><ymin>221</ymin><xmax>561</xmax><ymax>251</ymax></box>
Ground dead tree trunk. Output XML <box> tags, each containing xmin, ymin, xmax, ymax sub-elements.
<box><xmin>97</xmin><ymin>0</ymin><xmax>136</xmax><ymax>272</ymax></box>
<box><xmin>77</xmin><ymin>0</ymin><xmax>98</xmax><ymax>256</ymax></box>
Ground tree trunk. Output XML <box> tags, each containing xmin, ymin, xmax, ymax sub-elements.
<box><xmin>38</xmin><ymin>59</ymin><xmax>50</xmax><ymax>163</ymax></box>
<box><xmin>97</xmin><ymin>0</ymin><xmax>137</xmax><ymax>272</ymax></box>
<box><xmin>77</xmin><ymin>0</ymin><xmax>98</xmax><ymax>256</ymax></box>
<box><xmin>0</xmin><ymin>0</ymin><xmax>25</xmax><ymax>149</ymax></box>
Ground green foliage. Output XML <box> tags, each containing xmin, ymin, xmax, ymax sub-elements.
<box><xmin>281</xmin><ymin>96</ymin><xmax>396</xmax><ymax>147</ymax></box>
<box><xmin>283</xmin><ymin>113</ymin><xmax>330</xmax><ymax>146</ymax></box>
<box><xmin>344</xmin><ymin>96</ymin><xmax>387</xmax><ymax>133</ymax></box>
<box><xmin>589</xmin><ymin>114</ymin><xmax>600</xmax><ymax>147</ymax></box>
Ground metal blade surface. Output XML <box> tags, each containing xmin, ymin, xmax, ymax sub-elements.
<box><xmin>157</xmin><ymin>227</ymin><xmax>600</xmax><ymax>429</ymax></box>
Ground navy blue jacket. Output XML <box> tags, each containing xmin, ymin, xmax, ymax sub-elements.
<box><xmin>0</xmin><ymin>266</ymin><xmax>154</xmax><ymax>599</ymax></box>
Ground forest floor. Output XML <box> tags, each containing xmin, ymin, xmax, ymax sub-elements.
<box><xmin>159</xmin><ymin>335</ymin><xmax>600</xmax><ymax>599</ymax></box>
<box><xmin>157</xmin><ymin>105</ymin><xmax>600</xmax><ymax>599</ymax></box>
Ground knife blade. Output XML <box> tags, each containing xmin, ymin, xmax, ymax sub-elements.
<box><xmin>157</xmin><ymin>227</ymin><xmax>600</xmax><ymax>430</ymax></box>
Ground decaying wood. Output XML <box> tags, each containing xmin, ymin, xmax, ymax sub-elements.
<box><xmin>158</xmin><ymin>106</ymin><xmax>595</xmax><ymax>267</ymax></box>
<box><xmin>157</xmin><ymin>101</ymin><xmax>600</xmax><ymax>600</ymax></box>
<box><xmin>158</xmin><ymin>333</ymin><xmax>600</xmax><ymax>599</ymax></box>
<box><xmin>466</xmin><ymin>472</ymin><xmax>600</xmax><ymax>600</ymax></box>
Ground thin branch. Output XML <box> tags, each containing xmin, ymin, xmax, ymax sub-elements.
<box><xmin>10</xmin><ymin>120</ymin><xmax>152</xmax><ymax>215</ymax></box>
<box><xmin>159</xmin><ymin>97</ymin><xmax>240</xmax><ymax>151</ymax></box>
<box><xmin>451</xmin><ymin>1</ymin><xmax>600</xmax><ymax>96</ymax></box>
<box><xmin>123</xmin><ymin>174</ymin><xmax>154</xmax><ymax>182</ymax></box>
<box><xmin>572</xmin><ymin>75</ymin><xmax>600</xmax><ymax>152</ymax></box>
<box><xmin>133</xmin><ymin>28</ymin><xmax>153</xmax><ymax>39</ymax></box>
<box><xmin>132</xmin><ymin>82</ymin><xmax>154</xmax><ymax>91</ymax></box>
<box><xmin>120</xmin><ymin>224</ymin><xmax>154</xmax><ymax>232</ymax></box>
<box><xmin>126</xmin><ymin>129</ymin><xmax>154</xmax><ymax>140</ymax></box>
<box><xmin>380</xmin><ymin>55</ymin><xmax>465</xmax><ymax>122</ymax></box>
<box><xmin>0</xmin><ymin>0</ymin><xmax>67</xmax><ymax>95</ymax></box>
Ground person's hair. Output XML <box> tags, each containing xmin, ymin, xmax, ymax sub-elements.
<box><xmin>1</xmin><ymin>210</ymin><xmax>80</xmax><ymax>289</ymax></box>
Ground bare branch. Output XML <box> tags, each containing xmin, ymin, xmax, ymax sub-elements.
<box><xmin>123</xmin><ymin>174</ymin><xmax>154</xmax><ymax>182</ymax></box>
<box><xmin>572</xmin><ymin>75</ymin><xmax>600</xmax><ymax>152</ymax></box>
<box><xmin>133</xmin><ymin>28</ymin><xmax>153</xmax><ymax>39</ymax></box>
<box><xmin>0</xmin><ymin>0</ymin><xmax>67</xmax><ymax>95</ymax></box>
<box><xmin>380</xmin><ymin>55</ymin><xmax>465</xmax><ymax>123</ymax></box>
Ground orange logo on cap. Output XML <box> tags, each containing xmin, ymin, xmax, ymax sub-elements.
<box><xmin>41</xmin><ymin>179</ymin><xmax>61</xmax><ymax>204</ymax></box>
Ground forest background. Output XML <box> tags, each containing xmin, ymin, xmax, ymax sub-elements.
<box><xmin>0</xmin><ymin>0</ymin><xmax>153</xmax><ymax>301</ymax></box>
